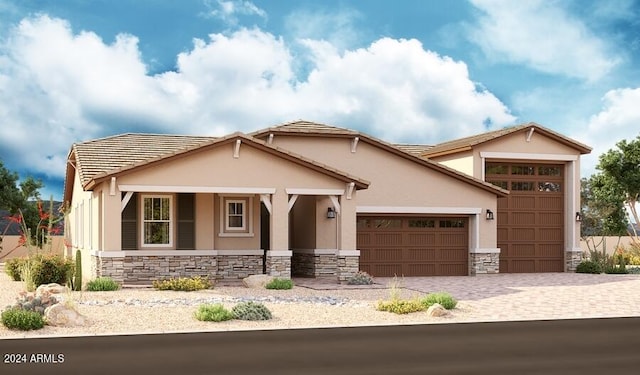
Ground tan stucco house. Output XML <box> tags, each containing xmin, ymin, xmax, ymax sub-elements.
<box><xmin>63</xmin><ymin>120</ymin><xmax>591</xmax><ymax>284</ymax></box>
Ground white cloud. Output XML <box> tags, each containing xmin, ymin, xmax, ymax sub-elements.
<box><xmin>285</xmin><ymin>7</ymin><xmax>365</xmax><ymax>52</ymax></box>
<box><xmin>468</xmin><ymin>0</ymin><xmax>621</xmax><ymax>82</ymax></box>
<box><xmin>580</xmin><ymin>87</ymin><xmax>640</xmax><ymax>177</ymax></box>
<box><xmin>202</xmin><ymin>0</ymin><xmax>267</xmax><ymax>26</ymax></box>
<box><xmin>0</xmin><ymin>14</ymin><xmax>515</xmax><ymax>185</ymax></box>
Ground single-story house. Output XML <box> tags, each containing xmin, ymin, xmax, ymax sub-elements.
<box><xmin>63</xmin><ymin>120</ymin><xmax>591</xmax><ymax>283</ymax></box>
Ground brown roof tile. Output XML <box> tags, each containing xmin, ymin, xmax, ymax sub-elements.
<box><xmin>393</xmin><ymin>144</ymin><xmax>434</xmax><ymax>155</ymax></box>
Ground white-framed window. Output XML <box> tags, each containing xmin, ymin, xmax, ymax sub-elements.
<box><xmin>226</xmin><ymin>200</ymin><xmax>246</xmax><ymax>231</ymax></box>
<box><xmin>141</xmin><ymin>194</ymin><xmax>173</xmax><ymax>247</ymax></box>
<box><xmin>219</xmin><ymin>195</ymin><xmax>254</xmax><ymax>237</ymax></box>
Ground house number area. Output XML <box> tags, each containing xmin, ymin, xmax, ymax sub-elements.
<box><xmin>3</xmin><ymin>353</ymin><xmax>65</xmax><ymax>364</ymax></box>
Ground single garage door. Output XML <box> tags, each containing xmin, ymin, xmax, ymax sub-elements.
<box><xmin>357</xmin><ymin>216</ymin><xmax>469</xmax><ymax>277</ymax></box>
<box><xmin>486</xmin><ymin>162</ymin><xmax>564</xmax><ymax>273</ymax></box>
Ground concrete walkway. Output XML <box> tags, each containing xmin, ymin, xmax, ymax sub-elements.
<box><xmin>296</xmin><ymin>273</ymin><xmax>640</xmax><ymax>322</ymax></box>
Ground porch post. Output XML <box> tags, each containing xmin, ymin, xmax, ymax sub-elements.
<box><xmin>266</xmin><ymin>189</ymin><xmax>292</xmax><ymax>278</ymax></box>
<box><xmin>336</xmin><ymin>191</ymin><xmax>359</xmax><ymax>283</ymax></box>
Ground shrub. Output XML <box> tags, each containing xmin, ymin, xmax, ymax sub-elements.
<box><xmin>27</xmin><ymin>254</ymin><xmax>74</xmax><ymax>287</ymax></box>
<box><xmin>195</xmin><ymin>303</ymin><xmax>235</xmax><ymax>322</ymax></box>
<box><xmin>604</xmin><ymin>253</ymin><xmax>628</xmax><ymax>274</ymax></box>
<box><xmin>86</xmin><ymin>277</ymin><xmax>121</xmax><ymax>291</ymax></box>
<box><xmin>8</xmin><ymin>291</ymin><xmax>58</xmax><ymax>315</ymax></box>
<box><xmin>346</xmin><ymin>271</ymin><xmax>374</xmax><ymax>285</ymax></box>
<box><xmin>232</xmin><ymin>301</ymin><xmax>272</xmax><ymax>321</ymax></box>
<box><xmin>421</xmin><ymin>292</ymin><xmax>458</xmax><ymax>310</ymax></box>
<box><xmin>5</xmin><ymin>257</ymin><xmax>26</xmax><ymax>281</ymax></box>
<box><xmin>265</xmin><ymin>278</ymin><xmax>294</xmax><ymax>290</ymax></box>
<box><xmin>376</xmin><ymin>299</ymin><xmax>425</xmax><ymax>315</ymax></box>
<box><xmin>576</xmin><ymin>260</ymin><xmax>602</xmax><ymax>274</ymax></box>
<box><xmin>1</xmin><ymin>308</ymin><xmax>45</xmax><ymax>330</ymax></box>
<box><xmin>152</xmin><ymin>276</ymin><xmax>212</xmax><ymax>291</ymax></box>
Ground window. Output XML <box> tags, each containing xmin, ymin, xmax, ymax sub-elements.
<box><xmin>226</xmin><ymin>200</ymin><xmax>246</xmax><ymax>230</ymax></box>
<box><xmin>486</xmin><ymin>164</ymin><xmax>508</xmax><ymax>175</ymax></box>
<box><xmin>408</xmin><ymin>219</ymin><xmax>435</xmax><ymax>228</ymax></box>
<box><xmin>141</xmin><ymin>195</ymin><xmax>173</xmax><ymax>247</ymax></box>
<box><xmin>440</xmin><ymin>219</ymin><xmax>465</xmax><ymax>228</ymax></box>
<box><xmin>219</xmin><ymin>196</ymin><xmax>254</xmax><ymax>237</ymax></box>
<box><xmin>511</xmin><ymin>181</ymin><xmax>535</xmax><ymax>191</ymax></box>
<box><xmin>487</xmin><ymin>180</ymin><xmax>508</xmax><ymax>190</ymax></box>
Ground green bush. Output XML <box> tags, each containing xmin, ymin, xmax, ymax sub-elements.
<box><xmin>265</xmin><ymin>278</ymin><xmax>294</xmax><ymax>290</ymax></box>
<box><xmin>346</xmin><ymin>271</ymin><xmax>374</xmax><ymax>285</ymax></box>
<box><xmin>421</xmin><ymin>292</ymin><xmax>458</xmax><ymax>310</ymax></box>
<box><xmin>605</xmin><ymin>266</ymin><xmax>629</xmax><ymax>274</ymax></box>
<box><xmin>152</xmin><ymin>276</ymin><xmax>212</xmax><ymax>291</ymax></box>
<box><xmin>195</xmin><ymin>303</ymin><xmax>235</xmax><ymax>322</ymax></box>
<box><xmin>86</xmin><ymin>277</ymin><xmax>121</xmax><ymax>291</ymax></box>
<box><xmin>576</xmin><ymin>260</ymin><xmax>602</xmax><ymax>274</ymax></box>
<box><xmin>376</xmin><ymin>299</ymin><xmax>425</xmax><ymax>315</ymax></box>
<box><xmin>27</xmin><ymin>254</ymin><xmax>74</xmax><ymax>287</ymax></box>
<box><xmin>232</xmin><ymin>301</ymin><xmax>272</xmax><ymax>321</ymax></box>
<box><xmin>5</xmin><ymin>257</ymin><xmax>26</xmax><ymax>281</ymax></box>
<box><xmin>1</xmin><ymin>308</ymin><xmax>45</xmax><ymax>330</ymax></box>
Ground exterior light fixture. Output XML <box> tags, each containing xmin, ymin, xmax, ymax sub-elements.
<box><xmin>486</xmin><ymin>209</ymin><xmax>494</xmax><ymax>220</ymax></box>
<box><xmin>575</xmin><ymin>212</ymin><xmax>582</xmax><ymax>222</ymax></box>
<box><xmin>327</xmin><ymin>207</ymin><xmax>336</xmax><ymax>219</ymax></box>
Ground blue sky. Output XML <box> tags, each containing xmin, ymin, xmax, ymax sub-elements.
<box><xmin>1</xmin><ymin>0</ymin><xmax>639</xmax><ymax>201</ymax></box>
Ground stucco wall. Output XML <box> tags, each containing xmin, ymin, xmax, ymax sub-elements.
<box><xmin>0</xmin><ymin>236</ymin><xmax>66</xmax><ymax>261</ymax></box>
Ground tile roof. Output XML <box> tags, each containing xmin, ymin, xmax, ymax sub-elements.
<box><xmin>250</xmin><ymin>120</ymin><xmax>359</xmax><ymax>136</ymax></box>
<box><xmin>422</xmin><ymin>122</ymin><xmax>592</xmax><ymax>157</ymax></box>
<box><xmin>71</xmin><ymin>133</ymin><xmax>216</xmax><ymax>188</ymax></box>
<box><xmin>393</xmin><ymin>144</ymin><xmax>434</xmax><ymax>155</ymax></box>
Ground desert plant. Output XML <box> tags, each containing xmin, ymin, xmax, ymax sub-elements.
<box><xmin>1</xmin><ymin>308</ymin><xmax>45</xmax><ymax>330</ymax></box>
<box><xmin>376</xmin><ymin>298</ymin><xmax>425</xmax><ymax>314</ymax></box>
<box><xmin>421</xmin><ymin>292</ymin><xmax>458</xmax><ymax>310</ymax></box>
<box><xmin>27</xmin><ymin>253</ymin><xmax>74</xmax><ymax>288</ymax></box>
<box><xmin>86</xmin><ymin>277</ymin><xmax>121</xmax><ymax>291</ymax></box>
<box><xmin>4</xmin><ymin>257</ymin><xmax>26</xmax><ymax>281</ymax></box>
<box><xmin>195</xmin><ymin>303</ymin><xmax>235</xmax><ymax>322</ymax></box>
<box><xmin>605</xmin><ymin>253</ymin><xmax>629</xmax><ymax>274</ymax></box>
<box><xmin>231</xmin><ymin>301</ymin><xmax>272</xmax><ymax>321</ymax></box>
<box><xmin>265</xmin><ymin>278</ymin><xmax>294</xmax><ymax>290</ymax></box>
<box><xmin>8</xmin><ymin>290</ymin><xmax>59</xmax><ymax>315</ymax></box>
<box><xmin>19</xmin><ymin>260</ymin><xmax>36</xmax><ymax>292</ymax></box>
<box><xmin>152</xmin><ymin>276</ymin><xmax>212</xmax><ymax>291</ymax></box>
<box><xmin>346</xmin><ymin>271</ymin><xmax>374</xmax><ymax>285</ymax></box>
<box><xmin>576</xmin><ymin>260</ymin><xmax>602</xmax><ymax>274</ymax></box>
<box><xmin>73</xmin><ymin>250</ymin><xmax>82</xmax><ymax>291</ymax></box>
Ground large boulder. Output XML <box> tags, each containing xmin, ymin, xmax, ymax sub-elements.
<box><xmin>44</xmin><ymin>304</ymin><xmax>87</xmax><ymax>327</ymax></box>
<box><xmin>426</xmin><ymin>303</ymin><xmax>450</xmax><ymax>317</ymax></box>
<box><xmin>36</xmin><ymin>283</ymin><xmax>69</xmax><ymax>297</ymax></box>
<box><xmin>242</xmin><ymin>275</ymin><xmax>274</xmax><ymax>288</ymax></box>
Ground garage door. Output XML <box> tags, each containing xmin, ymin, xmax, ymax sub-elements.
<box><xmin>357</xmin><ymin>216</ymin><xmax>469</xmax><ymax>277</ymax></box>
<box><xmin>486</xmin><ymin>163</ymin><xmax>564</xmax><ymax>273</ymax></box>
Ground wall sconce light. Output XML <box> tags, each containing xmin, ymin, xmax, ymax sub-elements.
<box><xmin>575</xmin><ymin>212</ymin><xmax>582</xmax><ymax>222</ymax></box>
<box><xmin>327</xmin><ymin>207</ymin><xmax>336</xmax><ymax>219</ymax></box>
<box><xmin>486</xmin><ymin>209</ymin><xmax>494</xmax><ymax>220</ymax></box>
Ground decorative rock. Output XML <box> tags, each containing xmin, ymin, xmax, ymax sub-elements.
<box><xmin>36</xmin><ymin>283</ymin><xmax>69</xmax><ymax>297</ymax></box>
<box><xmin>44</xmin><ymin>304</ymin><xmax>88</xmax><ymax>327</ymax></box>
<box><xmin>242</xmin><ymin>274</ymin><xmax>274</xmax><ymax>288</ymax></box>
<box><xmin>426</xmin><ymin>303</ymin><xmax>450</xmax><ymax>317</ymax></box>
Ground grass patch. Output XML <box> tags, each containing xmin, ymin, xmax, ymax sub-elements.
<box><xmin>265</xmin><ymin>278</ymin><xmax>294</xmax><ymax>290</ymax></box>
<box><xmin>86</xmin><ymin>277</ymin><xmax>121</xmax><ymax>291</ymax></box>
<box><xmin>420</xmin><ymin>292</ymin><xmax>458</xmax><ymax>310</ymax></box>
<box><xmin>195</xmin><ymin>304</ymin><xmax>235</xmax><ymax>322</ymax></box>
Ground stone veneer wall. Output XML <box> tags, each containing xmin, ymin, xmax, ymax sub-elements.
<box><xmin>292</xmin><ymin>252</ymin><xmax>338</xmax><ymax>277</ymax></box>
<box><xmin>217</xmin><ymin>255</ymin><xmax>262</xmax><ymax>279</ymax></box>
<box><xmin>336</xmin><ymin>256</ymin><xmax>359</xmax><ymax>282</ymax></box>
<box><xmin>266</xmin><ymin>256</ymin><xmax>291</xmax><ymax>278</ymax></box>
<box><xmin>123</xmin><ymin>256</ymin><xmax>217</xmax><ymax>282</ymax></box>
<box><xmin>470</xmin><ymin>253</ymin><xmax>499</xmax><ymax>275</ymax></box>
<box><xmin>565</xmin><ymin>250</ymin><xmax>583</xmax><ymax>272</ymax></box>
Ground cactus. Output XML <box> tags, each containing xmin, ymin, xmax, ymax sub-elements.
<box><xmin>74</xmin><ymin>249</ymin><xmax>82</xmax><ymax>291</ymax></box>
<box><xmin>231</xmin><ymin>301</ymin><xmax>272</xmax><ymax>321</ymax></box>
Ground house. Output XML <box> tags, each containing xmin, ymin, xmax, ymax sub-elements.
<box><xmin>63</xmin><ymin>120</ymin><xmax>591</xmax><ymax>284</ymax></box>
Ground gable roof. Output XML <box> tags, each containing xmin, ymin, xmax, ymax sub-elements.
<box><xmin>252</xmin><ymin>120</ymin><xmax>509</xmax><ymax>197</ymax></box>
<box><xmin>393</xmin><ymin>144</ymin><xmax>434</xmax><ymax>155</ymax></box>
<box><xmin>64</xmin><ymin>132</ymin><xmax>370</xmax><ymax>203</ymax></box>
<box><xmin>421</xmin><ymin>122</ymin><xmax>592</xmax><ymax>158</ymax></box>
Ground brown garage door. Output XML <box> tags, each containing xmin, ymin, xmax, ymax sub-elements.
<box><xmin>486</xmin><ymin>163</ymin><xmax>564</xmax><ymax>273</ymax></box>
<box><xmin>357</xmin><ymin>216</ymin><xmax>468</xmax><ymax>277</ymax></box>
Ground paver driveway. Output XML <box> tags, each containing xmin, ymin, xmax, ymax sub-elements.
<box><xmin>371</xmin><ymin>273</ymin><xmax>640</xmax><ymax>321</ymax></box>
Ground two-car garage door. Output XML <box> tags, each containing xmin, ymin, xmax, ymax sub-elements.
<box><xmin>357</xmin><ymin>216</ymin><xmax>468</xmax><ymax>277</ymax></box>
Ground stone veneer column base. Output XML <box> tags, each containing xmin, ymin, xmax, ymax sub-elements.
<box><xmin>266</xmin><ymin>251</ymin><xmax>292</xmax><ymax>279</ymax></box>
<box><xmin>291</xmin><ymin>250</ymin><xmax>338</xmax><ymax>277</ymax></box>
<box><xmin>470</xmin><ymin>252</ymin><xmax>500</xmax><ymax>275</ymax></box>
<box><xmin>565</xmin><ymin>250</ymin><xmax>584</xmax><ymax>272</ymax></box>
<box><xmin>337</xmin><ymin>255</ymin><xmax>359</xmax><ymax>283</ymax></box>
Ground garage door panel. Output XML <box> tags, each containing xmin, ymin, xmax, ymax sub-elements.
<box><xmin>358</xmin><ymin>216</ymin><xmax>468</xmax><ymax>277</ymax></box>
<box><xmin>487</xmin><ymin>162</ymin><xmax>564</xmax><ymax>273</ymax></box>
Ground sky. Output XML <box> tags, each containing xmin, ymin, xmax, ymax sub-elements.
<box><xmin>1</xmin><ymin>0</ymin><xmax>639</xmax><ymax>201</ymax></box>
